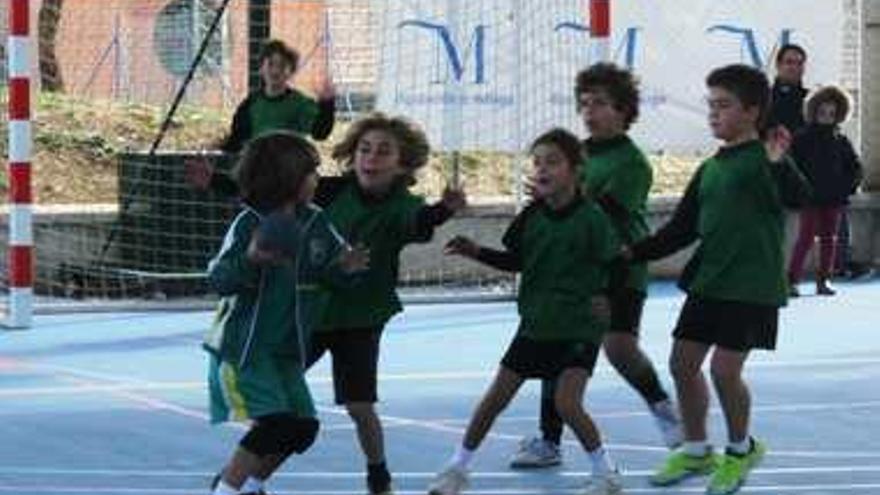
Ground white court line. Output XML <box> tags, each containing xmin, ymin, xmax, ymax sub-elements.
<box><xmin>1</xmin><ymin>483</ymin><xmax>880</xmax><ymax>494</ymax></box>
<box><xmin>4</xmin><ymin>355</ymin><xmax>880</xmax><ymax>398</ymax></box>
<box><xmin>55</xmin><ymin>374</ymin><xmax>211</xmax><ymax>423</ymax></box>
<box><xmin>7</xmin><ymin>361</ymin><xmax>880</xmax><ymax>461</ymax></box>
<box><xmin>0</xmin><ymin>382</ymin><xmax>203</xmax><ymax>397</ymax></box>
<box><xmin>3</xmin><ymin>465</ymin><xmax>880</xmax><ymax>478</ymax></box>
<box><xmin>316</xmin><ymin>406</ymin><xmax>880</xmax><ymax>458</ymax></box>
<box><xmin>318</xmin><ymin>404</ymin><xmax>660</xmax><ymax>457</ymax></box>
<box><xmin>1</xmin><ymin>364</ymin><xmax>878</xmax><ymax>459</ymax></box>
<box><xmin>4</xmin><ymin>356</ymin><xmax>880</xmax><ymax>398</ymax></box>
<box><xmin>434</xmin><ymin>399</ymin><xmax>880</xmax><ymax>425</ymax></box>
<box><xmin>33</xmin><ymin>362</ymin><xmax>158</xmax><ymax>386</ymax></box>
<box><xmin>3</xmin><ymin>360</ymin><xmax>232</xmax><ymax>428</ymax></box>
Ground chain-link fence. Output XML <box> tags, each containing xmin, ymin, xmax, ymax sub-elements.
<box><xmin>0</xmin><ymin>0</ymin><xmax>869</xmax><ymax>309</ymax></box>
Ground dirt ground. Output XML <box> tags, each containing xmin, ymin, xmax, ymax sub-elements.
<box><xmin>2</xmin><ymin>92</ymin><xmax>698</xmax><ymax>205</ymax></box>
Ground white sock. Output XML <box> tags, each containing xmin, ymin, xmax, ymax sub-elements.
<box><xmin>650</xmin><ymin>399</ymin><xmax>676</xmax><ymax>418</ymax></box>
<box><xmin>587</xmin><ymin>446</ymin><xmax>615</xmax><ymax>476</ymax></box>
<box><xmin>682</xmin><ymin>440</ymin><xmax>710</xmax><ymax>457</ymax></box>
<box><xmin>241</xmin><ymin>477</ymin><xmax>264</xmax><ymax>493</ymax></box>
<box><xmin>212</xmin><ymin>480</ymin><xmax>238</xmax><ymax>495</ymax></box>
<box><xmin>728</xmin><ymin>437</ymin><xmax>752</xmax><ymax>455</ymax></box>
<box><xmin>447</xmin><ymin>445</ymin><xmax>475</xmax><ymax>470</ymax></box>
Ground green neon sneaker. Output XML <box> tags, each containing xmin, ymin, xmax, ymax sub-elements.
<box><xmin>650</xmin><ymin>449</ymin><xmax>718</xmax><ymax>486</ymax></box>
<box><xmin>707</xmin><ymin>438</ymin><xmax>767</xmax><ymax>495</ymax></box>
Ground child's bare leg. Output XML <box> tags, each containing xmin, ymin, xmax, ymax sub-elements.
<box><xmin>604</xmin><ymin>332</ymin><xmax>670</xmax><ymax>406</ymax></box>
<box><xmin>427</xmin><ymin>368</ymin><xmax>523</xmax><ymax>495</ymax></box>
<box><xmin>552</xmin><ymin>367</ymin><xmax>600</xmax><ymax>450</ymax></box>
<box><xmin>553</xmin><ymin>367</ymin><xmax>619</xmax><ymax>484</ymax></box>
<box><xmin>346</xmin><ymin>401</ymin><xmax>386</xmax><ymax>463</ymax></box>
<box><xmin>463</xmin><ymin>366</ymin><xmax>524</xmax><ymax>449</ymax></box>
<box><xmin>710</xmin><ymin>348</ymin><xmax>751</xmax><ymax>443</ymax></box>
<box><xmin>254</xmin><ymin>454</ymin><xmax>283</xmax><ymax>482</ymax></box>
<box><xmin>219</xmin><ymin>447</ymin><xmax>262</xmax><ymax>490</ymax></box>
<box><xmin>669</xmin><ymin>339</ymin><xmax>712</xmax><ymax>444</ymax></box>
<box><xmin>346</xmin><ymin>401</ymin><xmax>394</xmax><ymax>493</ymax></box>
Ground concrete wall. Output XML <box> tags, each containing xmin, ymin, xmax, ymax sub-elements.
<box><xmin>2</xmin><ymin>196</ymin><xmax>878</xmax><ymax>296</ymax></box>
<box><xmin>404</xmin><ymin>194</ymin><xmax>880</xmax><ymax>283</ymax></box>
<box><xmin>863</xmin><ymin>1</ymin><xmax>880</xmax><ymax>191</ymax></box>
<box><xmin>0</xmin><ymin>206</ymin><xmax>119</xmax><ymax>295</ymax></box>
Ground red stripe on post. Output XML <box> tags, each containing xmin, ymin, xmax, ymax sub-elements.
<box><xmin>8</xmin><ymin>163</ymin><xmax>32</xmax><ymax>204</ymax></box>
<box><xmin>9</xmin><ymin>246</ymin><xmax>33</xmax><ymax>288</ymax></box>
<box><xmin>8</xmin><ymin>78</ymin><xmax>30</xmax><ymax>120</ymax></box>
<box><xmin>590</xmin><ymin>0</ymin><xmax>610</xmax><ymax>37</ymax></box>
<box><xmin>10</xmin><ymin>0</ymin><xmax>29</xmax><ymax>36</ymax></box>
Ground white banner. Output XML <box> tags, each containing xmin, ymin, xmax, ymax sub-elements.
<box><xmin>375</xmin><ymin>0</ymin><xmax>845</xmax><ymax>153</ymax></box>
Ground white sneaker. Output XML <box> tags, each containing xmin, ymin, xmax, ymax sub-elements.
<box><xmin>651</xmin><ymin>400</ymin><xmax>683</xmax><ymax>449</ymax></box>
<box><xmin>580</xmin><ymin>470</ymin><xmax>624</xmax><ymax>495</ymax></box>
<box><xmin>509</xmin><ymin>436</ymin><xmax>562</xmax><ymax>468</ymax></box>
<box><xmin>427</xmin><ymin>466</ymin><xmax>469</xmax><ymax>495</ymax></box>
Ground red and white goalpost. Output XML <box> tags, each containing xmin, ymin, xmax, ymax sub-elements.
<box><xmin>5</xmin><ymin>0</ymin><xmax>33</xmax><ymax>329</ymax></box>
<box><xmin>589</xmin><ymin>0</ymin><xmax>611</xmax><ymax>62</ymax></box>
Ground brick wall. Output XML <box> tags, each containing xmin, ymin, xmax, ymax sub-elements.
<box><xmin>863</xmin><ymin>0</ymin><xmax>880</xmax><ymax>190</ymax></box>
<box><xmin>0</xmin><ymin>0</ymin><xmax>333</xmax><ymax>107</ymax></box>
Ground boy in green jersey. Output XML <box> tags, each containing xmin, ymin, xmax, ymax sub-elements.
<box><xmin>204</xmin><ymin>132</ymin><xmax>367</xmax><ymax>495</ymax></box>
<box><xmin>626</xmin><ymin>65</ymin><xmax>811</xmax><ymax>495</ymax></box>
<box><xmin>512</xmin><ymin>63</ymin><xmax>681</xmax><ymax>470</ymax></box>
<box><xmin>307</xmin><ymin>114</ymin><xmax>466</xmax><ymax>495</ymax></box>
<box><xmin>427</xmin><ymin>129</ymin><xmax>622</xmax><ymax>495</ymax></box>
<box><xmin>186</xmin><ymin>39</ymin><xmax>336</xmax><ymax>194</ymax></box>
<box><xmin>234</xmin><ymin>114</ymin><xmax>466</xmax><ymax>495</ymax></box>
<box><xmin>221</xmin><ymin>39</ymin><xmax>335</xmax><ymax>153</ymax></box>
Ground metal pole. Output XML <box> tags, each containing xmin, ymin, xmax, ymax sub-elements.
<box><xmin>6</xmin><ymin>0</ymin><xmax>33</xmax><ymax>328</ymax></box>
<box><xmin>248</xmin><ymin>0</ymin><xmax>271</xmax><ymax>92</ymax></box>
<box><xmin>95</xmin><ymin>0</ymin><xmax>233</xmax><ymax>265</ymax></box>
<box><xmin>590</xmin><ymin>0</ymin><xmax>611</xmax><ymax>63</ymax></box>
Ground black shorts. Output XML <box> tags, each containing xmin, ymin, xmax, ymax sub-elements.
<box><xmin>673</xmin><ymin>296</ymin><xmax>778</xmax><ymax>351</ymax></box>
<box><xmin>501</xmin><ymin>335</ymin><xmax>600</xmax><ymax>379</ymax></box>
<box><xmin>606</xmin><ymin>289</ymin><xmax>647</xmax><ymax>335</ymax></box>
<box><xmin>306</xmin><ymin>327</ymin><xmax>382</xmax><ymax>404</ymax></box>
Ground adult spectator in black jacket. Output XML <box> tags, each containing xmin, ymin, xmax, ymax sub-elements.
<box><xmin>766</xmin><ymin>44</ymin><xmax>873</xmax><ymax>280</ymax></box>
<box><xmin>767</xmin><ymin>44</ymin><xmax>808</xmax><ymax>133</ymax></box>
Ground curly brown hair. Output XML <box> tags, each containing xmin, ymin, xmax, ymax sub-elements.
<box><xmin>804</xmin><ymin>85</ymin><xmax>851</xmax><ymax>124</ymax></box>
<box><xmin>235</xmin><ymin>131</ymin><xmax>320</xmax><ymax>212</ymax></box>
<box><xmin>575</xmin><ymin>62</ymin><xmax>641</xmax><ymax>129</ymax></box>
<box><xmin>331</xmin><ymin>113</ymin><xmax>430</xmax><ymax>184</ymax></box>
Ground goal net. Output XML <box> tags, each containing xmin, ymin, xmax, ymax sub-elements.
<box><xmin>0</xmin><ymin>0</ymin><xmax>863</xmax><ymax>315</ymax></box>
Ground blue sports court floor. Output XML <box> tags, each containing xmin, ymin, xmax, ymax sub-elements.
<box><xmin>1</xmin><ymin>279</ymin><xmax>879</xmax><ymax>494</ymax></box>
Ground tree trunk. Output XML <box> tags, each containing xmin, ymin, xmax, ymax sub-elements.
<box><xmin>38</xmin><ymin>0</ymin><xmax>64</xmax><ymax>92</ymax></box>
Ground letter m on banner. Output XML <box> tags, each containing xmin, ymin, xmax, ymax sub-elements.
<box><xmin>554</xmin><ymin>22</ymin><xmax>642</xmax><ymax>69</ymax></box>
<box><xmin>398</xmin><ymin>20</ymin><xmax>487</xmax><ymax>84</ymax></box>
<box><xmin>706</xmin><ymin>25</ymin><xmax>795</xmax><ymax>68</ymax></box>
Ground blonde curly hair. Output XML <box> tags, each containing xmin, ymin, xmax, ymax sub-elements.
<box><xmin>331</xmin><ymin>113</ymin><xmax>430</xmax><ymax>185</ymax></box>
